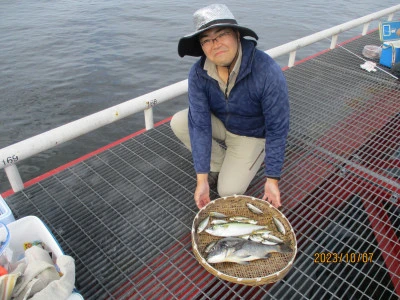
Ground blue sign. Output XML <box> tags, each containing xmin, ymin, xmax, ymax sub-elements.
<box><xmin>380</xmin><ymin>21</ymin><xmax>400</xmax><ymax>42</ymax></box>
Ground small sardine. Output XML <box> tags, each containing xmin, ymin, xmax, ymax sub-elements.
<box><xmin>261</xmin><ymin>239</ymin><xmax>278</xmax><ymax>245</ymax></box>
<box><xmin>197</xmin><ymin>216</ymin><xmax>209</xmax><ymax>233</ymax></box>
<box><xmin>204</xmin><ymin>240</ymin><xmax>217</xmax><ymax>253</ymax></box>
<box><xmin>252</xmin><ymin>229</ymin><xmax>270</xmax><ymax>235</ymax></box>
<box><xmin>238</xmin><ymin>234</ymin><xmax>250</xmax><ymax>240</ymax></box>
<box><xmin>261</xmin><ymin>232</ymin><xmax>271</xmax><ymax>239</ymax></box>
<box><xmin>209</xmin><ymin>212</ymin><xmax>227</xmax><ymax>218</ymax></box>
<box><xmin>249</xmin><ymin>234</ymin><xmax>263</xmax><ymax>243</ymax></box>
<box><xmin>230</xmin><ymin>216</ymin><xmax>250</xmax><ymax>221</ymax></box>
<box><xmin>229</xmin><ymin>217</ymin><xmax>258</xmax><ymax>224</ymax></box>
<box><xmin>211</xmin><ymin>219</ymin><xmax>228</xmax><ymax>225</ymax></box>
<box><xmin>205</xmin><ymin>223</ymin><xmax>267</xmax><ymax>237</ymax></box>
<box><xmin>246</xmin><ymin>203</ymin><xmax>264</xmax><ymax>215</ymax></box>
<box><xmin>273</xmin><ymin>217</ymin><xmax>286</xmax><ymax>235</ymax></box>
<box><xmin>265</xmin><ymin>234</ymin><xmax>284</xmax><ymax>244</ymax></box>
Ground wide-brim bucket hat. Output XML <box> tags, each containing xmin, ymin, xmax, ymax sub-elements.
<box><xmin>178</xmin><ymin>4</ymin><xmax>258</xmax><ymax>57</ymax></box>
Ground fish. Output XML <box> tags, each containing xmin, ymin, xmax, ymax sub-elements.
<box><xmin>264</xmin><ymin>234</ymin><xmax>284</xmax><ymax>244</ymax></box>
<box><xmin>229</xmin><ymin>216</ymin><xmax>258</xmax><ymax>224</ymax></box>
<box><xmin>197</xmin><ymin>216</ymin><xmax>209</xmax><ymax>233</ymax></box>
<box><xmin>261</xmin><ymin>239</ymin><xmax>278</xmax><ymax>245</ymax></box>
<box><xmin>261</xmin><ymin>232</ymin><xmax>270</xmax><ymax>239</ymax></box>
<box><xmin>204</xmin><ymin>240</ymin><xmax>217</xmax><ymax>253</ymax></box>
<box><xmin>249</xmin><ymin>234</ymin><xmax>263</xmax><ymax>243</ymax></box>
<box><xmin>205</xmin><ymin>223</ymin><xmax>267</xmax><ymax>237</ymax></box>
<box><xmin>261</xmin><ymin>232</ymin><xmax>284</xmax><ymax>243</ymax></box>
<box><xmin>211</xmin><ymin>219</ymin><xmax>228</xmax><ymax>225</ymax></box>
<box><xmin>206</xmin><ymin>237</ymin><xmax>292</xmax><ymax>265</ymax></box>
<box><xmin>229</xmin><ymin>216</ymin><xmax>250</xmax><ymax>221</ymax></box>
<box><xmin>238</xmin><ymin>234</ymin><xmax>250</xmax><ymax>240</ymax></box>
<box><xmin>246</xmin><ymin>203</ymin><xmax>264</xmax><ymax>215</ymax></box>
<box><xmin>273</xmin><ymin>217</ymin><xmax>286</xmax><ymax>235</ymax></box>
<box><xmin>252</xmin><ymin>229</ymin><xmax>270</xmax><ymax>235</ymax></box>
<box><xmin>209</xmin><ymin>212</ymin><xmax>227</xmax><ymax>218</ymax></box>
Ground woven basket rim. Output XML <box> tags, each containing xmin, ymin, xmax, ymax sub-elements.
<box><xmin>191</xmin><ymin>195</ymin><xmax>297</xmax><ymax>286</ymax></box>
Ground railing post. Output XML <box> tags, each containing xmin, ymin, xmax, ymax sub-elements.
<box><xmin>288</xmin><ymin>51</ymin><xmax>296</xmax><ymax>68</ymax></box>
<box><xmin>4</xmin><ymin>164</ymin><xmax>24</xmax><ymax>192</ymax></box>
<box><xmin>388</xmin><ymin>13</ymin><xmax>394</xmax><ymax>21</ymax></box>
<box><xmin>144</xmin><ymin>108</ymin><xmax>154</xmax><ymax>130</ymax></box>
<box><xmin>362</xmin><ymin>22</ymin><xmax>370</xmax><ymax>35</ymax></box>
<box><xmin>330</xmin><ymin>34</ymin><xmax>338</xmax><ymax>49</ymax></box>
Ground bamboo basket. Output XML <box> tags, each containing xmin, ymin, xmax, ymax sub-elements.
<box><xmin>192</xmin><ymin>195</ymin><xmax>297</xmax><ymax>286</ymax></box>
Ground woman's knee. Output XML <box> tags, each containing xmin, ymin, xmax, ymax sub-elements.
<box><xmin>170</xmin><ymin>108</ymin><xmax>189</xmax><ymax>135</ymax></box>
<box><xmin>217</xmin><ymin>181</ymin><xmax>247</xmax><ymax>197</ymax></box>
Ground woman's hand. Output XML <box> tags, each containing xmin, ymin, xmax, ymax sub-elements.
<box><xmin>194</xmin><ymin>174</ymin><xmax>211</xmax><ymax>209</ymax></box>
<box><xmin>262</xmin><ymin>178</ymin><xmax>281</xmax><ymax>208</ymax></box>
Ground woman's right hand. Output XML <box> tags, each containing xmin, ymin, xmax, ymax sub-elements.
<box><xmin>194</xmin><ymin>174</ymin><xmax>211</xmax><ymax>209</ymax></box>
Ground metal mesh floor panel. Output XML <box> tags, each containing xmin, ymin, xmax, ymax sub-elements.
<box><xmin>4</xmin><ymin>30</ymin><xmax>400</xmax><ymax>299</ymax></box>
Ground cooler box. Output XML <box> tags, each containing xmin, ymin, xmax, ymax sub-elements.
<box><xmin>379</xmin><ymin>21</ymin><xmax>400</xmax><ymax>41</ymax></box>
<box><xmin>379</xmin><ymin>21</ymin><xmax>400</xmax><ymax>68</ymax></box>
<box><xmin>0</xmin><ymin>216</ymin><xmax>83</xmax><ymax>299</ymax></box>
<box><xmin>380</xmin><ymin>41</ymin><xmax>400</xmax><ymax>68</ymax></box>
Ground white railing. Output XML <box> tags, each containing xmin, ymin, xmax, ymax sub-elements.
<box><xmin>267</xmin><ymin>5</ymin><xmax>399</xmax><ymax>66</ymax></box>
<box><xmin>1</xmin><ymin>5</ymin><xmax>400</xmax><ymax>192</ymax></box>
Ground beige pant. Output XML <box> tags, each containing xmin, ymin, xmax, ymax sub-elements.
<box><xmin>170</xmin><ymin>108</ymin><xmax>265</xmax><ymax>196</ymax></box>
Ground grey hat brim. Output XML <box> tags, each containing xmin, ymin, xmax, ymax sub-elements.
<box><xmin>178</xmin><ymin>24</ymin><xmax>258</xmax><ymax>57</ymax></box>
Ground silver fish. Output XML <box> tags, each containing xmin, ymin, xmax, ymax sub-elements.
<box><xmin>246</xmin><ymin>203</ymin><xmax>264</xmax><ymax>215</ymax></box>
<box><xmin>197</xmin><ymin>216</ymin><xmax>209</xmax><ymax>233</ymax></box>
<box><xmin>273</xmin><ymin>217</ymin><xmax>286</xmax><ymax>235</ymax></box>
<box><xmin>211</xmin><ymin>219</ymin><xmax>228</xmax><ymax>225</ymax></box>
<box><xmin>205</xmin><ymin>223</ymin><xmax>267</xmax><ymax>237</ymax></box>
<box><xmin>238</xmin><ymin>234</ymin><xmax>250</xmax><ymax>240</ymax></box>
<box><xmin>229</xmin><ymin>216</ymin><xmax>258</xmax><ymax>224</ymax></box>
<box><xmin>261</xmin><ymin>232</ymin><xmax>271</xmax><ymax>239</ymax></box>
<box><xmin>209</xmin><ymin>212</ymin><xmax>227</xmax><ymax>218</ymax></box>
<box><xmin>261</xmin><ymin>239</ymin><xmax>278</xmax><ymax>245</ymax></box>
<box><xmin>264</xmin><ymin>234</ymin><xmax>284</xmax><ymax>244</ymax></box>
<box><xmin>229</xmin><ymin>216</ymin><xmax>250</xmax><ymax>221</ymax></box>
<box><xmin>204</xmin><ymin>240</ymin><xmax>217</xmax><ymax>253</ymax></box>
<box><xmin>249</xmin><ymin>234</ymin><xmax>263</xmax><ymax>243</ymax></box>
<box><xmin>252</xmin><ymin>229</ymin><xmax>271</xmax><ymax>235</ymax></box>
<box><xmin>206</xmin><ymin>237</ymin><xmax>292</xmax><ymax>264</ymax></box>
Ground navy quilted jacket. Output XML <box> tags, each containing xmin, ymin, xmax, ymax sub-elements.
<box><xmin>188</xmin><ymin>39</ymin><xmax>290</xmax><ymax>178</ymax></box>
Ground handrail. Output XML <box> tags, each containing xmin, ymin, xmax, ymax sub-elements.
<box><xmin>1</xmin><ymin>4</ymin><xmax>400</xmax><ymax>192</ymax></box>
<box><xmin>266</xmin><ymin>4</ymin><xmax>400</xmax><ymax>62</ymax></box>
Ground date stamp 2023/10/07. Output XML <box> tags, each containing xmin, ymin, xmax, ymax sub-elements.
<box><xmin>314</xmin><ymin>252</ymin><xmax>374</xmax><ymax>264</ymax></box>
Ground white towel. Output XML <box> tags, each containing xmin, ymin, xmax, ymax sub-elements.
<box><xmin>31</xmin><ymin>255</ymin><xmax>75</xmax><ymax>300</ymax></box>
<box><xmin>10</xmin><ymin>246</ymin><xmax>75</xmax><ymax>300</ymax></box>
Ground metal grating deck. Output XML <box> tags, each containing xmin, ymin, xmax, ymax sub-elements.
<box><xmin>4</xmin><ymin>30</ymin><xmax>400</xmax><ymax>299</ymax></box>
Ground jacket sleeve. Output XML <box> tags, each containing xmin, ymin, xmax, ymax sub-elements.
<box><xmin>261</xmin><ymin>62</ymin><xmax>290</xmax><ymax>179</ymax></box>
<box><xmin>188</xmin><ymin>64</ymin><xmax>212</xmax><ymax>174</ymax></box>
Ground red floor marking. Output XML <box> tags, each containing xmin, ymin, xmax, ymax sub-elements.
<box><xmin>112</xmin><ymin>232</ymin><xmax>212</xmax><ymax>299</ymax></box>
<box><xmin>280</xmin><ymin>151</ymin><xmax>336</xmax><ymax>209</ymax></box>
<box><xmin>314</xmin><ymin>91</ymin><xmax>400</xmax><ymax>158</ymax></box>
<box><xmin>345</xmin><ymin>166</ymin><xmax>400</xmax><ymax>199</ymax></box>
<box><xmin>302</xmin><ymin>172</ymin><xmax>400</xmax><ymax>297</ymax></box>
<box><xmin>361</xmin><ymin>195</ymin><xmax>400</xmax><ymax>296</ymax></box>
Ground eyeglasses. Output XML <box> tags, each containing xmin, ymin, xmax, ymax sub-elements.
<box><xmin>200</xmin><ymin>31</ymin><xmax>233</xmax><ymax>47</ymax></box>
